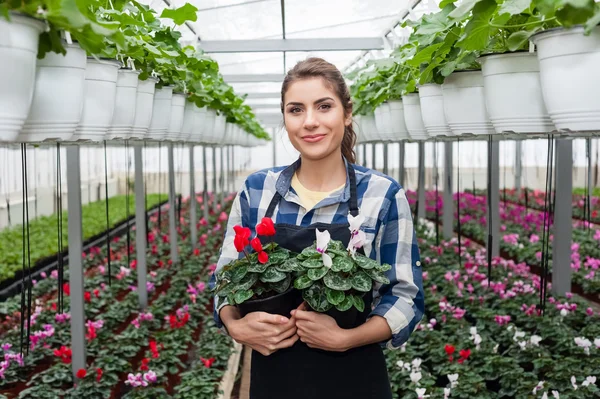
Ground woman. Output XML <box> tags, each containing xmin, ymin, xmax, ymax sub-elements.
<box><xmin>210</xmin><ymin>57</ymin><xmax>424</xmax><ymax>399</ymax></box>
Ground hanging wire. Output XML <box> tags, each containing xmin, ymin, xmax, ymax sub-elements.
<box><xmin>539</xmin><ymin>135</ymin><xmax>555</xmax><ymax>315</ymax></box>
<box><xmin>19</xmin><ymin>144</ymin><xmax>33</xmax><ymax>355</ymax></box>
<box><xmin>585</xmin><ymin>138</ymin><xmax>592</xmax><ymax>232</ymax></box>
<box><xmin>104</xmin><ymin>141</ymin><xmax>112</xmax><ymax>286</ymax></box>
<box><xmin>523</xmin><ymin>143</ymin><xmax>529</xmax><ymax>214</ymax></box>
<box><xmin>56</xmin><ymin>144</ymin><xmax>64</xmax><ymax>313</ymax></box>
<box><xmin>503</xmin><ymin>142</ymin><xmax>508</xmax><ymax>209</ymax></box>
<box><xmin>456</xmin><ymin>138</ymin><xmax>462</xmax><ymax>268</ymax></box>
<box><xmin>158</xmin><ymin>143</ymin><xmax>162</xmax><ymax>232</ymax></box>
<box><xmin>178</xmin><ymin>143</ymin><xmax>184</xmax><ymax>225</ymax></box>
<box><xmin>486</xmin><ymin>136</ymin><xmax>494</xmax><ymax>288</ymax></box>
<box><xmin>125</xmin><ymin>142</ymin><xmax>131</xmax><ymax>268</ymax></box>
<box><xmin>434</xmin><ymin>140</ymin><xmax>440</xmax><ymax>246</ymax></box>
<box><xmin>144</xmin><ymin>142</ymin><xmax>149</xmax><ymax>244</ymax></box>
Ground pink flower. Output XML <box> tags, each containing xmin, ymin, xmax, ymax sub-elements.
<box><xmin>219</xmin><ymin>212</ymin><xmax>228</xmax><ymax>222</ymax></box>
<box><xmin>197</xmin><ymin>282</ymin><xmax>206</xmax><ymax>292</ymax></box>
<box><xmin>494</xmin><ymin>315</ymin><xmax>511</xmax><ymax>326</ymax></box>
<box><xmin>586</xmin><ymin>307</ymin><xmax>594</xmax><ymax>316</ymax></box>
<box><xmin>452</xmin><ymin>308</ymin><xmax>466</xmax><ymax>320</ymax></box>
<box><xmin>529</xmin><ymin>234</ymin><xmax>539</xmax><ymax>243</ymax></box>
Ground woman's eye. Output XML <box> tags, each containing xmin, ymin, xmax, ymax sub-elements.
<box><xmin>289</xmin><ymin>107</ymin><xmax>302</xmax><ymax>113</ymax></box>
<box><xmin>319</xmin><ymin>103</ymin><xmax>331</xmax><ymax>110</ymax></box>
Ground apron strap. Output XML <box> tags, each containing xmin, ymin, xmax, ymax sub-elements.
<box><xmin>265</xmin><ymin>162</ymin><xmax>359</xmax><ymax>219</ymax></box>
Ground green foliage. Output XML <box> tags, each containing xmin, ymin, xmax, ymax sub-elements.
<box><xmin>0</xmin><ymin>194</ymin><xmax>166</xmax><ymax>283</ymax></box>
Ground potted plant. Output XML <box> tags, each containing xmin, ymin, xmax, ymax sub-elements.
<box><xmin>293</xmin><ymin>220</ymin><xmax>391</xmax><ymax>329</ymax></box>
<box><xmin>212</xmin><ymin>218</ymin><xmax>304</xmax><ymax>318</ymax></box>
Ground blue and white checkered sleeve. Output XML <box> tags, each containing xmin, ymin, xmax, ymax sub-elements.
<box><xmin>210</xmin><ymin>183</ymin><xmax>251</xmax><ymax>329</ymax></box>
<box><xmin>370</xmin><ymin>186</ymin><xmax>425</xmax><ymax>350</ymax></box>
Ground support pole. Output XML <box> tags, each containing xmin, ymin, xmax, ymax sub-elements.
<box><xmin>383</xmin><ymin>144</ymin><xmax>389</xmax><ymax>175</ymax></box>
<box><xmin>361</xmin><ymin>144</ymin><xmax>367</xmax><ymax>167</ymax></box>
<box><xmin>230</xmin><ymin>145</ymin><xmax>236</xmax><ymax>191</ymax></box>
<box><xmin>168</xmin><ymin>143</ymin><xmax>178</xmax><ymax>263</ymax></box>
<box><xmin>220</xmin><ymin>146</ymin><xmax>225</xmax><ymax>209</ymax></box>
<box><xmin>515</xmin><ymin>140</ymin><xmax>522</xmax><ymax>195</ymax></box>
<box><xmin>134</xmin><ymin>144</ymin><xmax>148</xmax><ymax>309</ymax></box>
<box><xmin>371</xmin><ymin>143</ymin><xmax>376</xmax><ymax>170</ymax></box>
<box><xmin>202</xmin><ymin>146</ymin><xmax>209</xmax><ymax>221</ymax></box>
<box><xmin>66</xmin><ymin>146</ymin><xmax>86</xmax><ymax>378</ymax></box>
<box><xmin>399</xmin><ymin>142</ymin><xmax>405</xmax><ymax>187</ymax></box>
<box><xmin>443</xmin><ymin>142</ymin><xmax>454</xmax><ymax>240</ymax></box>
<box><xmin>272</xmin><ymin>127</ymin><xmax>277</xmax><ymax>167</ymax></box>
<box><xmin>488</xmin><ymin>141</ymin><xmax>500</xmax><ymax>257</ymax></box>
<box><xmin>189</xmin><ymin>145</ymin><xmax>197</xmax><ymax>248</ymax></box>
<box><xmin>417</xmin><ymin>141</ymin><xmax>425</xmax><ymax>220</ymax></box>
<box><xmin>212</xmin><ymin>147</ymin><xmax>218</xmax><ymax>214</ymax></box>
<box><xmin>552</xmin><ymin>139</ymin><xmax>573</xmax><ymax>295</ymax></box>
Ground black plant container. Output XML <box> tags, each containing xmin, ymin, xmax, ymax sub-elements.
<box><xmin>237</xmin><ymin>288</ymin><xmax>303</xmax><ymax>318</ymax></box>
<box><xmin>325</xmin><ymin>306</ymin><xmax>360</xmax><ymax>329</ymax></box>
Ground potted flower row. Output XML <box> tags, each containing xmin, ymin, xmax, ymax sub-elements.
<box><xmin>213</xmin><ymin>218</ymin><xmax>391</xmax><ymax>329</ymax></box>
<box><xmin>352</xmin><ymin>0</ymin><xmax>600</xmax><ymax>141</ymax></box>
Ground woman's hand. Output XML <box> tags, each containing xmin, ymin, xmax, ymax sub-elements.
<box><xmin>291</xmin><ymin>303</ymin><xmax>350</xmax><ymax>352</ymax></box>
<box><xmin>225</xmin><ymin>309</ymin><xmax>299</xmax><ymax>357</ymax></box>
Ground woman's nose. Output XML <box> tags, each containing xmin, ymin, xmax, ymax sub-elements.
<box><xmin>303</xmin><ymin>110</ymin><xmax>319</xmax><ymax>129</ymax></box>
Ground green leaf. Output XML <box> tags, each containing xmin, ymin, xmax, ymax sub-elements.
<box><xmin>351</xmin><ymin>295</ymin><xmax>365</xmax><ymax>313</ymax></box>
<box><xmin>351</xmin><ymin>271</ymin><xmax>373</xmax><ymax>292</ymax></box>
<box><xmin>323</xmin><ymin>272</ymin><xmax>352</xmax><ymax>291</ymax></box>
<box><xmin>302</xmin><ymin>258</ymin><xmax>324</xmax><ymax>269</ymax></box>
<box><xmin>248</xmin><ymin>261</ymin><xmax>268</xmax><ymax>273</ymax></box>
<box><xmin>230</xmin><ymin>265</ymin><xmax>248</xmax><ymax>283</ymax></box>
<box><xmin>300</xmin><ymin>247</ymin><xmax>320</xmax><ymax>259</ymax></box>
<box><xmin>329</xmin><ymin>249</ymin><xmax>349</xmax><ymax>258</ymax></box>
<box><xmin>233</xmin><ymin>289</ymin><xmax>253</xmax><ymax>304</ymax></box>
<box><xmin>416</xmin><ymin>5</ymin><xmax>458</xmax><ymax>36</ymax></box>
<box><xmin>585</xmin><ymin>9</ymin><xmax>600</xmax><ymax>34</ymax></box>
<box><xmin>276</xmin><ymin>258</ymin><xmax>303</xmax><ymax>272</ymax></box>
<box><xmin>498</xmin><ymin>0</ymin><xmax>531</xmax><ymax>15</ymax></box>
<box><xmin>308</xmin><ymin>267</ymin><xmax>328</xmax><ymax>281</ymax></box>
<box><xmin>457</xmin><ymin>0</ymin><xmax>497</xmax><ymax>51</ymax></box>
<box><xmin>270</xmin><ymin>275</ymin><xmax>292</xmax><ymax>294</ymax></box>
<box><xmin>237</xmin><ymin>272</ymin><xmax>259</xmax><ymax>291</ymax></box>
<box><xmin>408</xmin><ymin>42</ymin><xmax>444</xmax><ymax>67</ymax></box>
<box><xmin>354</xmin><ymin>255</ymin><xmax>378</xmax><ymax>270</ymax></box>
<box><xmin>326</xmin><ymin>288</ymin><xmax>345</xmax><ymax>306</ymax></box>
<box><xmin>144</xmin><ymin>43</ymin><xmax>162</xmax><ymax>56</ymax></box>
<box><xmin>363</xmin><ymin>267</ymin><xmax>391</xmax><ymax>285</ymax></box>
<box><xmin>259</xmin><ymin>267</ymin><xmax>287</xmax><ymax>283</ymax></box>
<box><xmin>328</xmin><ymin>240</ymin><xmax>345</xmax><ymax>251</ymax></box>
<box><xmin>294</xmin><ymin>274</ymin><xmax>315</xmax><ymax>290</ymax></box>
<box><xmin>448</xmin><ymin>0</ymin><xmax>480</xmax><ymax>19</ymax></box>
<box><xmin>507</xmin><ymin>30</ymin><xmax>537</xmax><ymax>51</ymax></box>
<box><xmin>160</xmin><ymin>3</ymin><xmax>199</xmax><ymax>25</ymax></box>
<box><xmin>335</xmin><ymin>296</ymin><xmax>353</xmax><ymax>312</ymax></box>
<box><xmin>375</xmin><ymin>263</ymin><xmax>392</xmax><ymax>272</ymax></box>
<box><xmin>331</xmin><ymin>256</ymin><xmax>354</xmax><ymax>273</ymax></box>
<box><xmin>439</xmin><ymin>0</ymin><xmax>457</xmax><ymax>7</ymax></box>
<box><xmin>303</xmin><ymin>283</ymin><xmax>331</xmax><ymax>312</ymax></box>
<box><xmin>268</xmin><ymin>249</ymin><xmax>290</xmax><ymax>264</ymax></box>
<box><xmin>557</xmin><ymin>1</ymin><xmax>597</xmax><ymax>26</ymax></box>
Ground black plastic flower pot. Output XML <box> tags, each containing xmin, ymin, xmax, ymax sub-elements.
<box><xmin>325</xmin><ymin>306</ymin><xmax>360</xmax><ymax>329</ymax></box>
<box><xmin>236</xmin><ymin>287</ymin><xmax>303</xmax><ymax>318</ymax></box>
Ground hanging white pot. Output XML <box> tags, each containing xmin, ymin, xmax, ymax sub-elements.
<box><xmin>19</xmin><ymin>43</ymin><xmax>86</xmax><ymax>142</ymax></box>
<box><xmin>0</xmin><ymin>13</ymin><xmax>45</xmax><ymax>142</ymax></box>
<box><xmin>130</xmin><ymin>77</ymin><xmax>158</xmax><ymax>139</ymax></box>
<box><xmin>211</xmin><ymin>113</ymin><xmax>226</xmax><ymax>145</ymax></box>
<box><xmin>374</xmin><ymin>103</ymin><xmax>395</xmax><ymax>142</ymax></box>
<box><xmin>147</xmin><ymin>86</ymin><xmax>173</xmax><ymax>140</ymax></box>
<box><xmin>418</xmin><ymin>84</ymin><xmax>452</xmax><ymax>137</ymax></box>
<box><xmin>166</xmin><ymin>93</ymin><xmax>186</xmax><ymax>141</ymax></box>
<box><xmin>402</xmin><ymin>93</ymin><xmax>428</xmax><ymax>140</ymax></box>
<box><xmin>531</xmin><ymin>26</ymin><xmax>600</xmax><ymax>132</ymax></box>
<box><xmin>479</xmin><ymin>52</ymin><xmax>554</xmax><ymax>134</ymax></box>
<box><xmin>107</xmin><ymin>68</ymin><xmax>140</xmax><ymax>140</ymax></box>
<box><xmin>388</xmin><ymin>100</ymin><xmax>409</xmax><ymax>141</ymax></box>
<box><xmin>72</xmin><ymin>58</ymin><xmax>121</xmax><ymax>142</ymax></box>
<box><xmin>191</xmin><ymin>106</ymin><xmax>208</xmax><ymax>142</ymax></box>
<box><xmin>180</xmin><ymin>100</ymin><xmax>195</xmax><ymax>141</ymax></box>
<box><xmin>353</xmin><ymin>115</ymin><xmax>365</xmax><ymax>143</ymax></box>
<box><xmin>441</xmin><ymin>70</ymin><xmax>495</xmax><ymax>136</ymax></box>
<box><xmin>200</xmin><ymin>108</ymin><xmax>216</xmax><ymax>144</ymax></box>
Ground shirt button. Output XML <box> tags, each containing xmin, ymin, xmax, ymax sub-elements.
<box><xmin>416</xmin><ymin>261</ymin><xmax>421</xmax><ymax>267</ymax></box>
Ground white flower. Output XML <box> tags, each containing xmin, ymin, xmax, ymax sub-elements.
<box><xmin>533</xmin><ymin>381</ymin><xmax>545</xmax><ymax>394</ymax></box>
<box><xmin>396</xmin><ymin>360</ymin><xmax>405</xmax><ymax>369</ymax></box>
<box><xmin>347</xmin><ymin>229</ymin><xmax>367</xmax><ymax>254</ymax></box>
<box><xmin>400</xmin><ymin>343</ymin><xmax>407</xmax><ymax>353</ymax></box>
<box><xmin>415</xmin><ymin>388</ymin><xmax>430</xmax><ymax>399</ymax></box>
<box><xmin>470</xmin><ymin>327</ymin><xmax>478</xmax><ymax>336</ymax></box>
<box><xmin>412</xmin><ymin>358</ymin><xmax>422</xmax><ymax>370</ymax></box>
<box><xmin>518</xmin><ymin>341</ymin><xmax>527</xmax><ymax>351</ymax></box>
<box><xmin>541</xmin><ymin>392</ymin><xmax>548</xmax><ymax>399</ymax></box>
<box><xmin>315</xmin><ymin>229</ymin><xmax>332</xmax><ymax>268</ymax></box>
<box><xmin>582</xmin><ymin>376</ymin><xmax>597</xmax><ymax>387</ymax></box>
<box><xmin>410</xmin><ymin>371</ymin><xmax>422</xmax><ymax>385</ymax></box>
<box><xmin>448</xmin><ymin>373</ymin><xmax>459</xmax><ymax>388</ymax></box>
<box><xmin>594</xmin><ymin>338</ymin><xmax>600</xmax><ymax>349</ymax></box>
<box><xmin>530</xmin><ymin>335</ymin><xmax>542</xmax><ymax>346</ymax></box>
<box><xmin>473</xmin><ymin>334</ymin><xmax>482</xmax><ymax>349</ymax></box>
<box><xmin>560</xmin><ymin>308</ymin><xmax>568</xmax><ymax>317</ymax></box>
<box><xmin>513</xmin><ymin>330</ymin><xmax>526</xmax><ymax>341</ymax></box>
<box><xmin>574</xmin><ymin>337</ymin><xmax>592</xmax><ymax>355</ymax></box>
<box><xmin>552</xmin><ymin>391</ymin><xmax>559</xmax><ymax>398</ymax></box>
<box><xmin>493</xmin><ymin>344</ymin><xmax>499</xmax><ymax>353</ymax></box>
<box><xmin>571</xmin><ymin>376</ymin><xmax>578</xmax><ymax>390</ymax></box>
<box><xmin>444</xmin><ymin>387</ymin><xmax>451</xmax><ymax>399</ymax></box>
<box><xmin>347</xmin><ymin>212</ymin><xmax>365</xmax><ymax>233</ymax></box>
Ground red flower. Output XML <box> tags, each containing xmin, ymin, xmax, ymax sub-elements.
<box><xmin>233</xmin><ymin>225</ymin><xmax>251</xmax><ymax>252</ymax></box>
<box><xmin>444</xmin><ymin>344</ymin><xmax>455</xmax><ymax>356</ymax></box>
<box><xmin>130</xmin><ymin>259</ymin><xmax>137</xmax><ymax>270</ymax></box>
<box><xmin>193</xmin><ymin>248</ymin><xmax>200</xmax><ymax>256</ymax></box>
<box><xmin>459</xmin><ymin>348</ymin><xmax>471</xmax><ymax>361</ymax></box>
<box><xmin>84</xmin><ymin>292</ymin><xmax>91</xmax><ymax>303</ymax></box>
<box><xmin>158</xmin><ymin>260</ymin><xmax>164</xmax><ymax>268</ymax></box>
<box><xmin>140</xmin><ymin>358</ymin><xmax>150</xmax><ymax>371</ymax></box>
<box><xmin>76</xmin><ymin>369</ymin><xmax>87</xmax><ymax>379</ymax></box>
<box><xmin>96</xmin><ymin>368</ymin><xmax>103</xmax><ymax>382</ymax></box>
<box><xmin>168</xmin><ymin>260</ymin><xmax>173</xmax><ymax>265</ymax></box>
<box><xmin>256</xmin><ymin>217</ymin><xmax>276</xmax><ymax>236</ymax></box>
<box><xmin>54</xmin><ymin>346</ymin><xmax>72</xmax><ymax>364</ymax></box>
<box><xmin>86</xmin><ymin>325</ymin><xmax>97</xmax><ymax>341</ymax></box>
<box><xmin>250</xmin><ymin>237</ymin><xmax>263</xmax><ymax>253</ymax></box>
<box><xmin>150</xmin><ymin>340</ymin><xmax>160</xmax><ymax>358</ymax></box>
<box><xmin>200</xmin><ymin>357</ymin><xmax>216</xmax><ymax>368</ymax></box>
<box><xmin>63</xmin><ymin>283</ymin><xmax>70</xmax><ymax>296</ymax></box>
<box><xmin>258</xmin><ymin>251</ymin><xmax>269</xmax><ymax>264</ymax></box>
<box><xmin>51</xmin><ymin>302</ymin><xmax>57</xmax><ymax>311</ymax></box>
<box><xmin>93</xmin><ymin>289</ymin><xmax>100</xmax><ymax>298</ymax></box>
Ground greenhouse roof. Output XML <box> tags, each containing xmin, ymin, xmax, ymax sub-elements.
<box><xmin>140</xmin><ymin>0</ymin><xmax>442</xmax><ymax>127</ymax></box>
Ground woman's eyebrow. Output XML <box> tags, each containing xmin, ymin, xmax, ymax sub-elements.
<box><xmin>285</xmin><ymin>97</ymin><xmax>334</xmax><ymax>107</ymax></box>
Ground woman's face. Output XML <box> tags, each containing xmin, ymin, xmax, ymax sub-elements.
<box><xmin>283</xmin><ymin>77</ymin><xmax>351</xmax><ymax>162</ymax></box>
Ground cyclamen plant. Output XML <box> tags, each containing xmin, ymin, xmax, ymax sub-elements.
<box><xmin>293</xmin><ymin>213</ymin><xmax>391</xmax><ymax>313</ymax></box>
<box><xmin>213</xmin><ymin>217</ymin><xmax>303</xmax><ymax>305</ymax></box>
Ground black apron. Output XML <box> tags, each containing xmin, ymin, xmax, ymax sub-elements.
<box><xmin>251</xmin><ymin>163</ymin><xmax>393</xmax><ymax>399</ymax></box>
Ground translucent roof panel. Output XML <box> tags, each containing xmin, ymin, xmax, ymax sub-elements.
<box><xmin>210</xmin><ymin>52</ymin><xmax>284</xmax><ymax>75</ymax></box>
<box><xmin>285</xmin><ymin>51</ymin><xmax>363</xmax><ymax>74</ymax></box>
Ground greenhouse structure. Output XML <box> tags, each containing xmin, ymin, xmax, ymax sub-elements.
<box><xmin>0</xmin><ymin>0</ymin><xmax>600</xmax><ymax>397</ymax></box>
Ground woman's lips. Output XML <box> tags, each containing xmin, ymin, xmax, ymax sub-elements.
<box><xmin>302</xmin><ymin>134</ymin><xmax>326</xmax><ymax>143</ymax></box>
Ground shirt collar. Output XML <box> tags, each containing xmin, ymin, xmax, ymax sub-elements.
<box><xmin>276</xmin><ymin>156</ymin><xmax>352</xmax><ymax>205</ymax></box>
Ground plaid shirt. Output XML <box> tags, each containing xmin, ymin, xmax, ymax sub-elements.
<box><xmin>209</xmin><ymin>159</ymin><xmax>425</xmax><ymax>350</ymax></box>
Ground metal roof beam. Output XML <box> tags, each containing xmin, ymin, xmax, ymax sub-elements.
<box><xmin>223</xmin><ymin>74</ymin><xmax>285</xmax><ymax>83</ymax></box>
<box><xmin>199</xmin><ymin>37</ymin><xmax>384</xmax><ymax>53</ymax></box>
<box><xmin>245</xmin><ymin>92</ymin><xmax>281</xmax><ymax>99</ymax></box>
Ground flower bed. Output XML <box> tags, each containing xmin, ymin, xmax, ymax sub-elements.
<box><xmin>0</xmin><ymin>193</ymin><xmax>236</xmax><ymax>398</ymax></box>
<box><xmin>385</xmin><ymin>224</ymin><xmax>600</xmax><ymax>398</ymax></box>
<box><xmin>406</xmin><ymin>190</ymin><xmax>600</xmax><ymax>296</ymax></box>
<box><xmin>0</xmin><ymin>194</ymin><xmax>167</xmax><ymax>284</ymax></box>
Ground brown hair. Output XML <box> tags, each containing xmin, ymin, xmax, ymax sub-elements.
<box><xmin>280</xmin><ymin>57</ymin><xmax>356</xmax><ymax>164</ymax></box>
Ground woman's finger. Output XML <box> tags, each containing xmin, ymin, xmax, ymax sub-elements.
<box><xmin>275</xmin><ymin>333</ymin><xmax>299</xmax><ymax>350</ymax></box>
<box><xmin>273</xmin><ymin>324</ymin><xmax>297</xmax><ymax>343</ymax></box>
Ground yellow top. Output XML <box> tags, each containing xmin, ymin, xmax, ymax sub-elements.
<box><xmin>291</xmin><ymin>172</ymin><xmax>345</xmax><ymax>211</ymax></box>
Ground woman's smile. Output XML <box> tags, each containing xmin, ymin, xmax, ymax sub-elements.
<box><xmin>302</xmin><ymin>133</ymin><xmax>327</xmax><ymax>143</ymax></box>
